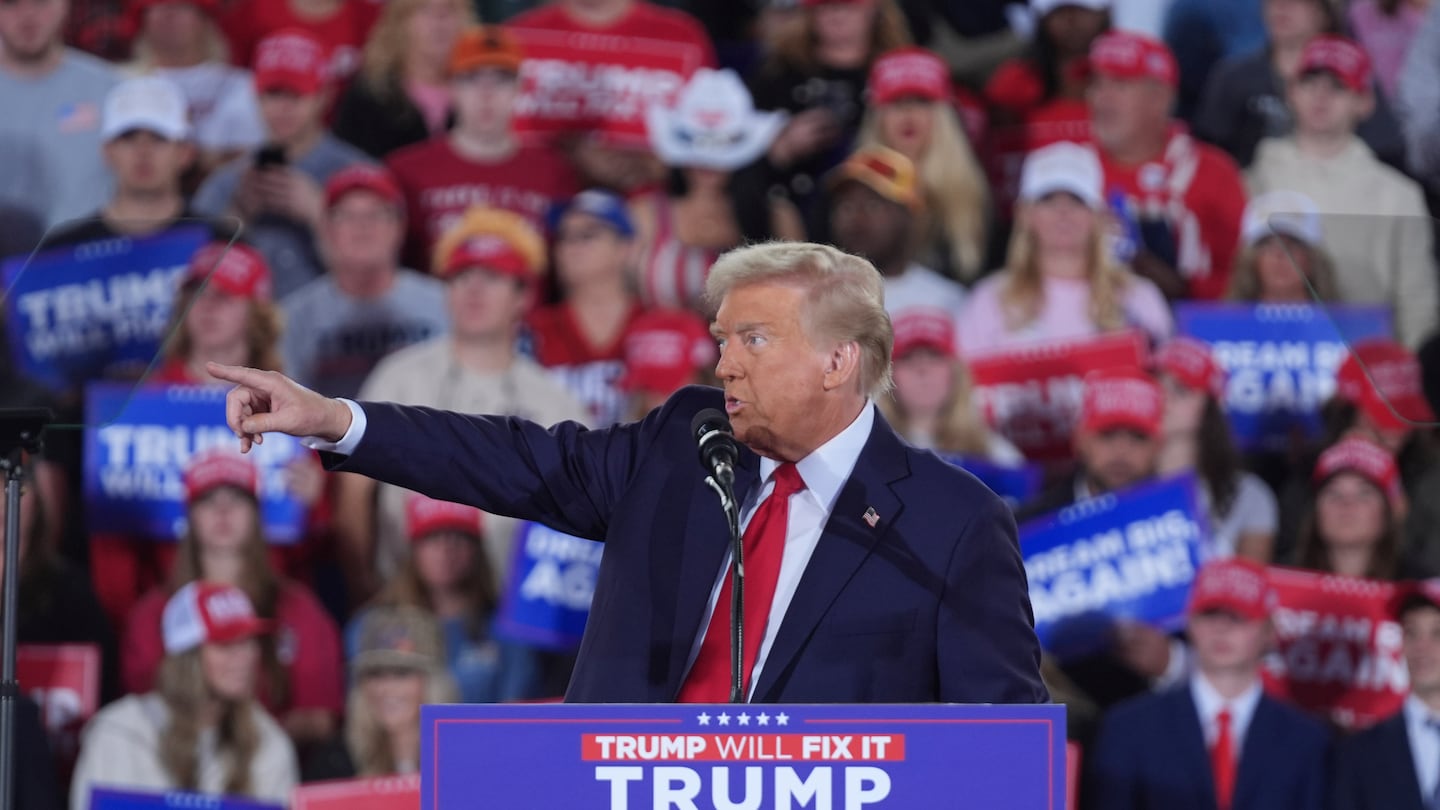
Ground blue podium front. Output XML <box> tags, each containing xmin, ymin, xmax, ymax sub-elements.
<box><xmin>422</xmin><ymin>703</ymin><xmax>1066</xmax><ymax>809</ymax></box>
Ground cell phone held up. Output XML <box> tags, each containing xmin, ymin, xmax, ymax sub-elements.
<box><xmin>254</xmin><ymin>144</ymin><xmax>287</xmax><ymax>170</ymax></box>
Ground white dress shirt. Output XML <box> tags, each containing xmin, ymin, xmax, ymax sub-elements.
<box><xmin>1404</xmin><ymin>693</ymin><xmax>1440</xmax><ymax>800</ymax></box>
<box><xmin>306</xmin><ymin>399</ymin><xmax>877</xmax><ymax>700</ymax></box>
<box><xmin>1190</xmin><ymin>672</ymin><xmax>1263</xmax><ymax>760</ymax></box>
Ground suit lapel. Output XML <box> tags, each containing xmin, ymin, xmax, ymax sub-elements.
<box><xmin>1167</xmin><ymin>686</ymin><xmax>1219</xmax><ymax>807</ymax></box>
<box><xmin>1381</xmin><ymin>714</ymin><xmax>1427</xmax><ymax>808</ymax></box>
<box><xmin>665</xmin><ymin>448</ymin><xmax>760</xmax><ymax>699</ymax></box>
<box><xmin>1231</xmin><ymin>698</ymin><xmax>1276</xmax><ymax>810</ymax></box>
<box><xmin>751</xmin><ymin>415</ymin><xmax>908</xmax><ymax>702</ymax></box>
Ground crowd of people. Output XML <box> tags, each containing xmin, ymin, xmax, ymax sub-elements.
<box><xmin>3</xmin><ymin>0</ymin><xmax>1440</xmax><ymax>806</ymax></box>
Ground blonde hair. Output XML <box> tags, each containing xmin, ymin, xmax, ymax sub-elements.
<box><xmin>157</xmin><ymin>649</ymin><xmax>262</xmax><ymax>795</ymax></box>
<box><xmin>857</xmin><ymin>102</ymin><xmax>990</xmax><ymax>281</ymax></box>
<box><xmin>162</xmin><ymin>285</ymin><xmax>285</xmax><ymax>373</ymax></box>
<box><xmin>345</xmin><ymin>654</ymin><xmax>458</xmax><ymax>776</ymax></box>
<box><xmin>766</xmin><ymin>0</ymin><xmax>912</xmax><ymax>74</ymax></box>
<box><xmin>999</xmin><ymin>207</ymin><xmax>1131</xmax><ymax>333</ymax></box>
<box><xmin>129</xmin><ymin>13</ymin><xmax>230</xmax><ymax>69</ymax></box>
<box><xmin>704</xmin><ymin>242</ymin><xmax>894</xmax><ymax>398</ymax></box>
<box><xmin>1226</xmin><ymin>238</ymin><xmax>1340</xmax><ymax>302</ymax></box>
<box><xmin>374</xmin><ymin>530</ymin><xmax>499</xmax><ymax>639</ymax></box>
<box><xmin>359</xmin><ymin>0</ymin><xmax>476</xmax><ymax>98</ymax></box>
<box><xmin>431</xmin><ymin>206</ymin><xmax>547</xmax><ymax>277</ymax></box>
<box><xmin>877</xmin><ymin>357</ymin><xmax>993</xmax><ymax>456</ymax></box>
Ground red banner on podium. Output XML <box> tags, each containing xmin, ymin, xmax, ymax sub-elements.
<box><xmin>293</xmin><ymin>775</ymin><xmax>420</xmax><ymax>810</ymax></box>
<box><xmin>968</xmin><ymin>331</ymin><xmax>1148</xmax><ymax>461</ymax></box>
<box><xmin>18</xmin><ymin>643</ymin><xmax>101</xmax><ymax>778</ymax></box>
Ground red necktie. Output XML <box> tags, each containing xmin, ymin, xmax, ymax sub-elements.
<box><xmin>1210</xmin><ymin>708</ymin><xmax>1235</xmax><ymax>810</ymax></box>
<box><xmin>677</xmin><ymin>463</ymin><xmax>805</xmax><ymax>703</ymax></box>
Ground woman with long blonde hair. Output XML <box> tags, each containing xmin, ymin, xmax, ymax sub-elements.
<box><xmin>857</xmin><ymin>47</ymin><xmax>991</xmax><ymax>282</ymax></box>
<box><xmin>333</xmin><ymin>0</ymin><xmax>474</xmax><ymax>158</ymax></box>
<box><xmin>1226</xmin><ymin>190</ymin><xmax>1340</xmax><ymax>304</ymax></box>
<box><xmin>957</xmin><ymin>141</ymin><xmax>1172</xmax><ymax>356</ymax></box>
<box><xmin>153</xmin><ymin>241</ymin><xmax>285</xmax><ymax>384</ymax></box>
<box><xmin>71</xmin><ymin>582</ymin><xmax>298</xmax><ymax>809</ymax></box>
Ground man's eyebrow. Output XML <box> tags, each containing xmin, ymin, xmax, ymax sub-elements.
<box><xmin>711</xmin><ymin>322</ymin><xmax>769</xmax><ymax>337</ymax></box>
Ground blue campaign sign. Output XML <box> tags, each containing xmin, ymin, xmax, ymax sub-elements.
<box><xmin>423</xmin><ymin>703</ymin><xmax>1067</xmax><ymax>810</ymax></box>
<box><xmin>2</xmin><ymin>226</ymin><xmax>207</xmax><ymax>391</ymax></box>
<box><xmin>1019</xmin><ymin>474</ymin><xmax>1208</xmax><ymax>658</ymax></box>
<box><xmin>495</xmin><ymin>521</ymin><xmax>603</xmax><ymax>651</ymax></box>
<box><xmin>83</xmin><ymin>383</ymin><xmax>310</xmax><ymax>543</ymax></box>
<box><xmin>939</xmin><ymin>454</ymin><xmax>1043</xmax><ymax>508</ymax></box>
<box><xmin>1175</xmin><ymin>303</ymin><xmax>1393</xmax><ymax>451</ymax></box>
<box><xmin>90</xmin><ymin>788</ymin><xmax>282</xmax><ymax>810</ymax></box>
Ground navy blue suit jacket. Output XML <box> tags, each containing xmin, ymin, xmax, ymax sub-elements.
<box><xmin>1333</xmin><ymin>711</ymin><xmax>1426</xmax><ymax>810</ymax></box>
<box><xmin>326</xmin><ymin>386</ymin><xmax>1048</xmax><ymax>704</ymax></box>
<box><xmin>1087</xmin><ymin>685</ymin><xmax>1330</xmax><ymax>810</ymax></box>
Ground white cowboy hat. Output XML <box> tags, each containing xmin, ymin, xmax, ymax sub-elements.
<box><xmin>645</xmin><ymin>68</ymin><xmax>788</xmax><ymax>172</ymax></box>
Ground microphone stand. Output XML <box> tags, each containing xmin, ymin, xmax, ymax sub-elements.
<box><xmin>702</xmin><ymin>466</ymin><xmax>743</xmax><ymax>704</ymax></box>
<box><xmin>0</xmin><ymin>408</ymin><xmax>50</xmax><ymax>810</ymax></box>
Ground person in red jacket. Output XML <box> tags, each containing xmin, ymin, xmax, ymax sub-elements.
<box><xmin>121</xmin><ymin>448</ymin><xmax>343</xmax><ymax>749</ymax></box>
<box><xmin>1086</xmin><ymin>31</ymin><xmax>1248</xmax><ymax>301</ymax></box>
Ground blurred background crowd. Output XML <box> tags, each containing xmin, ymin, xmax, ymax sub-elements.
<box><xmin>4</xmin><ymin>0</ymin><xmax>1440</xmax><ymax>807</ymax></box>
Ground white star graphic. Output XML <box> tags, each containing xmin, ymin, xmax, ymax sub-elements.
<box><xmin>738</xmin><ymin>712</ymin><xmax>751</xmax><ymax>726</ymax></box>
<box><xmin>776</xmin><ymin>712</ymin><xmax>790</xmax><ymax>726</ymax></box>
<box><xmin>756</xmin><ymin>712</ymin><xmax>770</xmax><ymax>726</ymax></box>
<box><xmin>718</xmin><ymin>712</ymin><xmax>731</xmax><ymax>726</ymax></box>
<box><xmin>697</xmin><ymin>712</ymin><xmax>711</xmax><ymax>726</ymax></box>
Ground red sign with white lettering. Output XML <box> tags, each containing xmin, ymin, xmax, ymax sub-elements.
<box><xmin>292</xmin><ymin>775</ymin><xmax>420</xmax><ymax>810</ymax></box>
<box><xmin>18</xmin><ymin>643</ymin><xmax>101</xmax><ymax>780</ymax></box>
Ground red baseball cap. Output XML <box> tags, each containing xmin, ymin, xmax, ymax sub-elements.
<box><xmin>405</xmin><ymin>494</ymin><xmax>483</xmax><ymax>542</ymax></box>
<box><xmin>617</xmin><ymin>309</ymin><xmax>716</xmax><ymax>395</ymax></box>
<box><xmin>184</xmin><ymin>447</ymin><xmax>258</xmax><ymax>502</ymax></box>
<box><xmin>1187</xmin><ymin>559</ymin><xmax>1277</xmax><ymax>622</ymax></box>
<box><xmin>442</xmin><ymin>234</ymin><xmax>533</xmax><ymax>281</ymax></box>
<box><xmin>185</xmin><ymin>241</ymin><xmax>273</xmax><ymax>301</ymax></box>
<box><xmin>1087</xmin><ymin>31</ymin><xmax>1178</xmax><ymax>88</ymax></box>
<box><xmin>892</xmin><ymin>308</ymin><xmax>956</xmax><ymax>359</ymax></box>
<box><xmin>253</xmin><ymin>29</ymin><xmax>329</xmax><ymax>96</ymax></box>
<box><xmin>1154</xmin><ymin>338</ymin><xmax>1225</xmax><ymax>398</ymax></box>
<box><xmin>1334</xmin><ymin>339</ymin><xmax>1435</xmax><ymax>433</ymax></box>
<box><xmin>868</xmin><ymin>47</ymin><xmax>950</xmax><ymax>105</ymax></box>
<box><xmin>1313</xmin><ymin>437</ymin><xmax>1402</xmax><ymax>504</ymax></box>
<box><xmin>325</xmin><ymin>164</ymin><xmax>405</xmax><ymax>212</ymax></box>
<box><xmin>1391</xmin><ymin>578</ymin><xmax>1440</xmax><ymax>621</ymax></box>
<box><xmin>1079</xmin><ymin>367</ymin><xmax>1164</xmax><ymax>438</ymax></box>
<box><xmin>1298</xmin><ymin>35</ymin><xmax>1372</xmax><ymax>94</ymax></box>
<box><xmin>162</xmin><ymin>581</ymin><xmax>273</xmax><ymax>654</ymax></box>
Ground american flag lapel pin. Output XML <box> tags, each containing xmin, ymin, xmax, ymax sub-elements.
<box><xmin>862</xmin><ymin>507</ymin><xmax>879</xmax><ymax>528</ymax></box>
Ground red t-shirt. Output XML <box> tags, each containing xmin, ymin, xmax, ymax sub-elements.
<box><xmin>122</xmin><ymin>580</ymin><xmax>344</xmax><ymax>716</ymax></box>
<box><xmin>386</xmin><ymin>138</ymin><xmax>578</xmax><ymax>272</ymax></box>
<box><xmin>222</xmin><ymin>0</ymin><xmax>380</xmax><ymax>86</ymax></box>
<box><xmin>509</xmin><ymin>2</ymin><xmax>717</xmax><ymax>69</ymax></box>
<box><xmin>1098</xmin><ymin>128</ymin><xmax>1248</xmax><ymax>301</ymax></box>
<box><xmin>526</xmin><ymin>302</ymin><xmax>646</xmax><ymax>426</ymax></box>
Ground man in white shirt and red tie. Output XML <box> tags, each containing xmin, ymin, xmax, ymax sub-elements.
<box><xmin>1087</xmin><ymin>558</ymin><xmax>1329</xmax><ymax>810</ymax></box>
<box><xmin>1335</xmin><ymin>579</ymin><xmax>1440</xmax><ymax>809</ymax></box>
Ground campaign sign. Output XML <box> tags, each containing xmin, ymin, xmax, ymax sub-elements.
<box><xmin>90</xmin><ymin>788</ymin><xmax>283</xmax><ymax>810</ymax></box>
<box><xmin>1262</xmin><ymin>567</ymin><xmax>1406</xmax><ymax>731</ymax></box>
<box><xmin>939</xmin><ymin>454</ymin><xmax>1043</xmax><ymax>508</ymax></box>
<box><xmin>968</xmin><ymin>331</ymin><xmax>1147</xmax><ymax>461</ymax></box>
<box><xmin>495</xmin><ymin>521</ymin><xmax>603</xmax><ymax>651</ymax></box>
<box><xmin>510</xmin><ymin>28</ymin><xmax>707</xmax><ymax>145</ymax></box>
<box><xmin>2</xmin><ymin>226</ymin><xmax>207</xmax><ymax>391</ymax></box>
<box><xmin>18</xmin><ymin>643</ymin><xmax>100</xmax><ymax>778</ymax></box>
<box><xmin>84</xmin><ymin>383</ymin><xmax>310</xmax><ymax>543</ymax></box>
<box><xmin>293</xmin><ymin>775</ymin><xmax>419</xmax><ymax>810</ymax></box>
<box><xmin>1175</xmin><ymin>304</ymin><xmax>1393</xmax><ymax>452</ymax></box>
<box><xmin>423</xmin><ymin>703</ymin><xmax>1067</xmax><ymax>810</ymax></box>
<box><xmin>1019</xmin><ymin>474</ymin><xmax>1207</xmax><ymax>656</ymax></box>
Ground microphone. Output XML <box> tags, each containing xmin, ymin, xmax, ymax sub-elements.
<box><xmin>691</xmin><ymin>408</ymin><xmax>738</xmax><ymax>488</ymax></box>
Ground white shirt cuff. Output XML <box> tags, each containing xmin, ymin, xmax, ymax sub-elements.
<box><xmin>300</xmin><ymin>398</ymin><xmax>366</xmax><ymax>456</ymax></box>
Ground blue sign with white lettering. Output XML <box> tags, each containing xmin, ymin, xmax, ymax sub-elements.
<box><xmin>422</xmin><ymin>703</ymin><xmax>1066</xmax><ymax>810</ymax></box>
<box><xmin>1175</xmin><ymin>303</ymin><xmax>1393</xmax><ymax>451</ymax></box>
<box><xmin>83</xmin><ymin>383</ymin><xmax>309</xmax><ymax>543</ymax></box>
<box><xmin>1019</xmin><ymin>474</ymin><xmax>1208</xmax><ymax>658</ymax></box>
<box><xmin>2</xmin><ymin>227</ymin><xmax>207</xmax><ymax>391</ymax></box>
<box><xmin>90</xmin><ymin>787</ymin><xmax>282</xmax><ymax>810</ymax></box>
<box><xmin>495</xmin><ymin>521</ymin><xmax>603</xmax><ymax>651</ymax></box>
<box><xmin>939</xmin><ymin>455</ymin><xmax>1043</xmax><ymax>508</ymax></box>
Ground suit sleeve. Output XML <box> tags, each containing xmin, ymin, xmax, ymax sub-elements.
<box><xmin>937</xmin><ymin>488</ymin><xmax>1048</xmax><ymax>704</ymax></box>
<box><xmin>323</xmin><ymin>397</ymin><xmax>672</xmax><ymax>542</ymax></box>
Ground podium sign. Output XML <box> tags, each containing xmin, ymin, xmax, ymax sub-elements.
<box><xmin>90</xmin><ymin>788</ymin><xmax>282</xmax><ymax>809</ymax></box>
<box><xmin>422</xmin><ymin>703</ymin><xmax>1066</xmax><ymax>809</ymax></box>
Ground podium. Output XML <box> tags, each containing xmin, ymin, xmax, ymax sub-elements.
<box><xmin>422</xmin><ymin>703</ymin><xmax>1067</xmax><ymax>809</ymax></box>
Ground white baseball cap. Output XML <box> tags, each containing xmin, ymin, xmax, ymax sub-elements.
<box><xmin>646</xmin><ymin>68</ymin><xmax>788</xmax><ymax>172</ymax></box>
<box><xmin>1241</xmin><ymin>190</ymin><xmax>1323</xmax><ymax>247</ymax></box>
<box><xmin>1031</xmin><ymin>0</ymin><xmax>1111</xmax><ymax>16</ymax></box>
<box><xmin>101</xmin><ymin>75</ymin><xmax>190</xmax><ymax>142</ymax></box>
<box><xmin>162</xmin><ymin>581</ymin><xmax>272</xmax><ymax>655</ymax></box>
<box><xmin>1018</xmin><ymin>141</ymin><xmax>1105</xmax><ymax>208</ymax></box>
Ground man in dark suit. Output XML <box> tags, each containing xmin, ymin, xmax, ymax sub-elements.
<box><xmin>211</xmin><ymin>241</ymin><xmax>1048</xmax><ymax>704</ymax></box>
<box><xmin>1333</xmin><ymin>579</ymin><xmax>1440</xmax><ymax>810</ymax></box>
<box><xmin>1087</xmin><ymin>558</ymin><xmax>1329</xmax><ymax>810</ymax></box>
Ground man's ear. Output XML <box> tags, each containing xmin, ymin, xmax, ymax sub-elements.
<box><xmin>822</xmin><ymin>340</ymin><xmax>862</xmax><ymax>392</ymax></box>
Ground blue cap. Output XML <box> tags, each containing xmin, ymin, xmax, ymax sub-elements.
<box><xmin>547</xmin><ymin>189</ymin><xmax>635</xmax><ymax>239</ymax></box>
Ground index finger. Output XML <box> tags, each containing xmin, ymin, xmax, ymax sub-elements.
<box><xmin>207</xmin><ymin>362</ymin><xmax>271</xmax><ymax>388</ymax></box>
